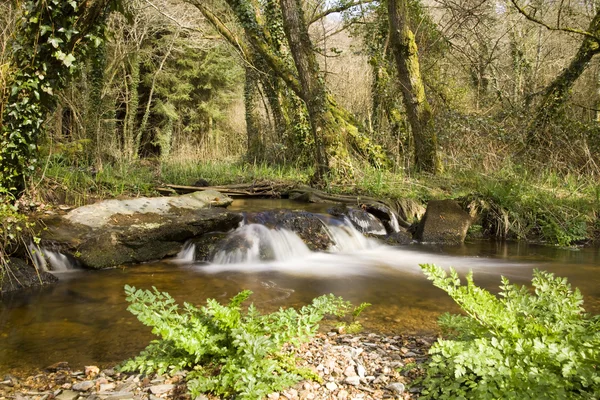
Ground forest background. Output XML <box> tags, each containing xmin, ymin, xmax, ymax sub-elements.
<box><xmin>1</xmin><ymin>0</ymin><xmax>600</xmax><ymax>250</ymax></box>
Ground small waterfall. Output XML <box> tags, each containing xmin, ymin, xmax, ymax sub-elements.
<box><xmin>176</xmin><ymin>241</ymin><xmax>196</xmax><ymax>263</ymax></box>
<box><xmin>212</xmin><ymin>224</ymin><xmax>310</xmax><ymax>264</ymax></box>
<box><xmin>389</xmin><ymin>212</ymin><xmax>401</xmax><ymax>233</ymax></box>
<box><xmin>29</xmin><ymin>243</ymin><xmax>48</xmax><ymax>272</ymax></box>
<box><xmin>346</xmin><ymin>209</ymin><xmax>387</xmax><ymax>235</ymax></box>
<box><xmin>322</xmin><ymin>217</ymin><xmax>378</xmax><ymax>252</ymax></box>
<box><xmin>209</xmin><ymin>215</ymin><xmax>384</xmax><ymax>265</ymax></box>
<box><xmin>28</xmin><ymin>243</ymin><xmax>77</xmax><ymax>272</ymax></box>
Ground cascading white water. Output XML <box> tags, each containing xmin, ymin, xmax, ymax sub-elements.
<box><xmin>176</xmin><ymin>241</ymin><xmax>196</xmax><ymax>262</ymax></box>
<box><xmin>346</xmin><ymin>209</ymin><xmax>387</xmax><ymax>235</ymax></box>
<box><xmin>28</xmin><ymin>243</ymin><xmax>77</xmax><ymax>272</ymax></box>
<box><xmin>212</xmin><ymin>224</ymin><xmax>310</xmax><ymax>264</ymax></box>
<box><xmin>389</xmin><ymin>212</ymin><xmax>401</xmax><ymax>233</ymax></box>
<box><xmin>321</xmin><ymin>217</ymin><xmax>378</xmax><ymax>252</ymax></box>
<box><xmin>208</xmin><ymin>217</ymin><xmax>380</xmax><ymax>266</ymax></box>
<box><xmin>28</xmin><ymin>243</ymin><xmax>48</xmax><ymax>272</ymax></box>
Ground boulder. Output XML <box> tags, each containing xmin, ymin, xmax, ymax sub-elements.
<box><xmin>65</xmin><ymin>190</ymin><xmax>232</xmax><ymax>228</ymax></box>
<box><xmin>416</xmin><ymin>200</ymin><xmax>472</xmax><ymax>244</ymax></box>
<box><xmin>1</xmin><ymin>257</ymin><xmax>58</xmax><ymax>294</ymax></box>
<box><xmin>384</xmin><ymin>229</ymin><xmax>413</xmax><ymax>245</ymax></box>
<box><xmin>41</xmin><ymin>191</ymin><xmax>242</xmax><ymax>269</ymax></box>
<box><xmin>189</xmin><ymin>232</ymin><xmax>230</xmax><ymax>262</ymax></box>
<box><xmin>246</xmin><ymin>210</ymin><xmax>334</xmax><ymax>251</ymax></box>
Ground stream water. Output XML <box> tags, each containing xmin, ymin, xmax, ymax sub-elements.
<box><xmin>1</xmin><ymin>199</ymin><xmax>600</xmax><ymax>375</ymax></box>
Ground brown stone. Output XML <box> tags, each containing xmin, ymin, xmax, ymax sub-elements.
<box><xmin>416</xmin><ymin>200</ymin><xmax>472</xmax><ymax>244</ymax></box>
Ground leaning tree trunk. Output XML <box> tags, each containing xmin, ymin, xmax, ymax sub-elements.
<box><xmin>527</xmin><ymin>11</ymin><xmax>600</xmax><ymax>147</ymax></box>
<box><xmin>388</xmin><ymin>0</ymin><xmax>440</xmax><ymax>174</ymax></box>
<box><xmin>191</xmin><ymin>0</ymin><xmax>389</xmax><ymax>181</ymax></box>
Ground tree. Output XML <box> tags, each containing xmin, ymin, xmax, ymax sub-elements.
<box><xmin>0</xmin><ymin>0</ymin><xmax>118</xmax><ymax>197</ymax></box>
<box><xmin>388</xmin><ymin>0</ymin><xmax>440</xmax><ymax>173</ymax></box>
<box><xmin>188</xmin><ymin>0</ymin><xmax>389</xmax><ymax>183</ymax></box>
<box><xmin>510</xmin><ymin>0</ymin><xmax>600</xmax><ymax>147</ymax></box>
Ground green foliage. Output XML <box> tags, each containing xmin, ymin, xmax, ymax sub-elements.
<box><xmin>143</xmin><ymin>36</ymin><xmax>243</xmax><ymax>151</ymax></box>
<box><xmin>463</xmin><ymin>165</ymin><xmax>594</xmax><ymax>246</ymax></box>
<box><xmin>0</xmin><ymin>192</ymin><xmax>38</xmax><ymax>283</ymax></box>
<box><xmin>160</xmin><ymin>160</ymin><xmax>311</xmax><ymax>186</ymax></box>
<box><xmin>339</xmin><ymin>302</ymin><xmax>371</xmax><ymax>334</ymax></box>
<box><xmin>419</xmin><ymin>264</ymin><xmax>600</xmax><ymax>399</ymax></box>
<box><xmin>121</xmin><ymin>286</ymin><xmax>355</xmax><ymax>399</ymax></box>
<box><xmin>0</xmin><ymin>0</ymin><xmax>115</xmax><ymax>195</ymax></box>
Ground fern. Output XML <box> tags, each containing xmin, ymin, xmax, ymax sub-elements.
<box><xmin>419</xmin><ymin>264</ymin><xmax>600</xmax><ymax>399</ymax></box>
<box><xmin>121</xmin><ymin>286</ymin><xmax>355</xmax><ymax>399</ymax></box>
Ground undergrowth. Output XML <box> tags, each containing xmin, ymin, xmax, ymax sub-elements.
<box><xmin>121</xmin><ymin>287</ymin><xmax>364</xmax><ymax>399</ymax></box>
<box><xmin>419</xmin><ymin>264</ymin><xmax>600</xmax><ymax>399</ymax></box>
<box><xmin>0</xmin><ymin>191</ymin><xmax>40</xmax><ymax>287</ymax></box>
<box><xmin>30</xmin><ymin>151</ymin><xmax>600</xmax><ymax>245</ymax></box>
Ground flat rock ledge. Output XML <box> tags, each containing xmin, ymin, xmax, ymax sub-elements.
<box><xmin>0</xmin><ymin>332</ymin><xmax>433</xmax><ymax>400</ymax></box>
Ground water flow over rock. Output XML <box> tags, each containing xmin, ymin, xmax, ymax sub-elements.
<box><xmin>176</xmin><ymin>241</ymin><xmax>196</xmax><ymax>263</ymax></box>
<box><xmin>28</xmin><ymin>243</ymin><xmax>78</xmax><ymax>272</ymax></box>
<box><xmin>212</xmin><ymin>224</ymin><xmax>310</xmax><ymax>264</ymax></box>
<box><xmin>321</xmin><ymin>217</ymin><xmax>378</xmax><ymax>252</ymax></box>
<box><xmin>209</xmin><ymin>215</ymin><xmax>378</xmax><ymax>265</ymax></box>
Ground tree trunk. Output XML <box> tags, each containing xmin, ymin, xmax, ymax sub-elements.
<box><xmin>85</xmin><ymin>41</ymin><xmax>106</xmax><ymax>165</ymax></box>
<box><xmin>387</xmin><ymin>0</ymin><xmax>440</xmax><ymax>173</ymax></box>
<box><xmin>245</xmin><ymin>66</ymin><xmax>263</xmax><ymax>161</ymax></box>
<box><xmin>278</xmin><ymin>0</ymin><xmax>331</xmax><ymax>180</ymax></box>
<box><xmin>528</xmin><ymin>12</ymin><xmax>600</xmax><ymax>147</ymax></box>
<box><xmin>124</xmin><ymin>51</ymin><xmax>140</xmax><ymax>162</ymax></box>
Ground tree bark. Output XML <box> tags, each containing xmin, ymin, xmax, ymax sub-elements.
<box><xmin>278</xmin><ymin>0</ymin><xmax>331</xmax><ymax>180</ymax></box>
<box><xmin>245</xmin><ymin>66</ymin><xmax>263</xmax><ymax>161</ymax></box>
<box><xmin>387</xmin><ymin>0</ymin><xmax>440</xmax><ymax>173</ymax></box>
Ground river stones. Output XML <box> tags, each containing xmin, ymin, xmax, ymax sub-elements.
<box><xmin>40</xmin><ymin>191</ymin><xmax>242</xmax><ymax>269</ymax></box>
<box><xmin>1</xmin><ymin>332</ymin><xmax>433</xmax><ymax>399</ymax></box>
<box><xmin>245</xmin><ymin>210</ymin><xmax>334</xmax><ymax>251</ymax></box>
<box><xmin>416</xmin><ymin>199</ymin><xmax>472</xmax><ymax>244</ymax></box>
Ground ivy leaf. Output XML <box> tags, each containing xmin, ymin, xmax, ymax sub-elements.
<box><xmin>62</xmin><ymin>53</ymin><xmax>76</xmax><ymax>68</ymax></box>
<box><xmin>48</xmin><ymin>36</ymin><xmax>63</xmax><ymax>48</ymax></box>
<box><xmin>40</xmin><ymin>25</ymin><xmax>51</xmax><ymax>36</ymax></box>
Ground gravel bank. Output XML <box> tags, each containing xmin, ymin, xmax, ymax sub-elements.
<box><xmin>0</xmin><ymin>332</ymin><xmax>434</xmax><ymax>400</ymax></box>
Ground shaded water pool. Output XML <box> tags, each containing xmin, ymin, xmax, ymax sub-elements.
<box><xmin>1</xmin><ymin>199</ymin><xmax>600</xmax><ymax>374</ymax></box>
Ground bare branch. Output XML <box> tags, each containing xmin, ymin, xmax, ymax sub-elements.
<box><xmin>509</xmin><ymin>0</ymin><xmax>599</xmax><ymax>40</ymax></box>
<box><xmin>308</xmin><ymin>0</ymin><xmax>376</xmax><ymax>26</ymax></box>
<box><xmin>143</xmin><ymin>0</ymin><xmax>205</xmax><ymax>33</ymax></box>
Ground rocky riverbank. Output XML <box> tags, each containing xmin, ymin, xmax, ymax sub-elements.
<box><xmin>0</xmin><ymin>332</ymin><xmax>434</xmax><ymax>400</ymax></box>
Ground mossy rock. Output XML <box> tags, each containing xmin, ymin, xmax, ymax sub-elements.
<box><xmin>416</xmin><ymin>200</ymin><xmax>472</xmax><ymax>244</ymax></box>
<box><xmin>1</xmin><ymin>258</ymin><xmax>58</xmax><ymax>294</ymax></box>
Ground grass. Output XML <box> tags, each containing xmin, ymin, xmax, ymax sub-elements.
<box><xmin>160</xmin><ymin>159</ymin><xmax>312</xmax><ymax>186</ymax></box>
<box><xmin>28</xmin><ymin>153</ymin><xmax>600</xmax><ymax>246</ymax></box>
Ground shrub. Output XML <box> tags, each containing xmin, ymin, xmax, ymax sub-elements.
<box><xmin>419</xmin><ymin>264</ymin><xmax>600</xmax><ymax>399</ymax></box>
<box><xmin>121</xmin><ymin>286</ymin><xmax>357</xmax><ymax>399</ymax></box>
<box><xmin>0</xmin><ymin>192</ymin><xmax>38</xmax><ymax>285</ymax></box>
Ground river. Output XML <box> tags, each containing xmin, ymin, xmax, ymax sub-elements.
<box><xmin>1</xmin><ymin>199</ymin><xmax>599</xmax><ymax>375</ymax></box>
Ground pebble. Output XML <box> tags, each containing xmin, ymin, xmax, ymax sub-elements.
<box><xmin>344</xmin><ymin>376</ymin><xmax>361</xmax><ymax>386</ymax></box>
<box><xmin>56</xmin><ymin>390</ymin><xmax>79</xmax><ymax>400</ymax></box>
<box><xmin>72</xmin><ymin>380</ymin><xmax>95</xmax><ymax>391</ymax></box>
<box><xmin>1</xmin><ymin>333</ymin><xmax>434</xmax><ymax>400</ymax></box>
<box><xmin>386</xmin><ymin>382</ymin><xmax>406</xmax><ymax>395</ymax></box>
<box><xmin>148</xmin><ymin>384</ymin><xmax>175</xmax><ymax>394</ymax></box>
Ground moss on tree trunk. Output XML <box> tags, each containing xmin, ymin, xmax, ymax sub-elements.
<box><xmin>388</xmin><ymin>0</ymin><xmax>440</xmax><ymax>174</ymax></box>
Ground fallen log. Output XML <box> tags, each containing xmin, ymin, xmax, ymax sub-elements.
<box><xmin>162</xmin><ymin>181</ymin><xmax>294</xmax><ymax>198</ymax></box>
